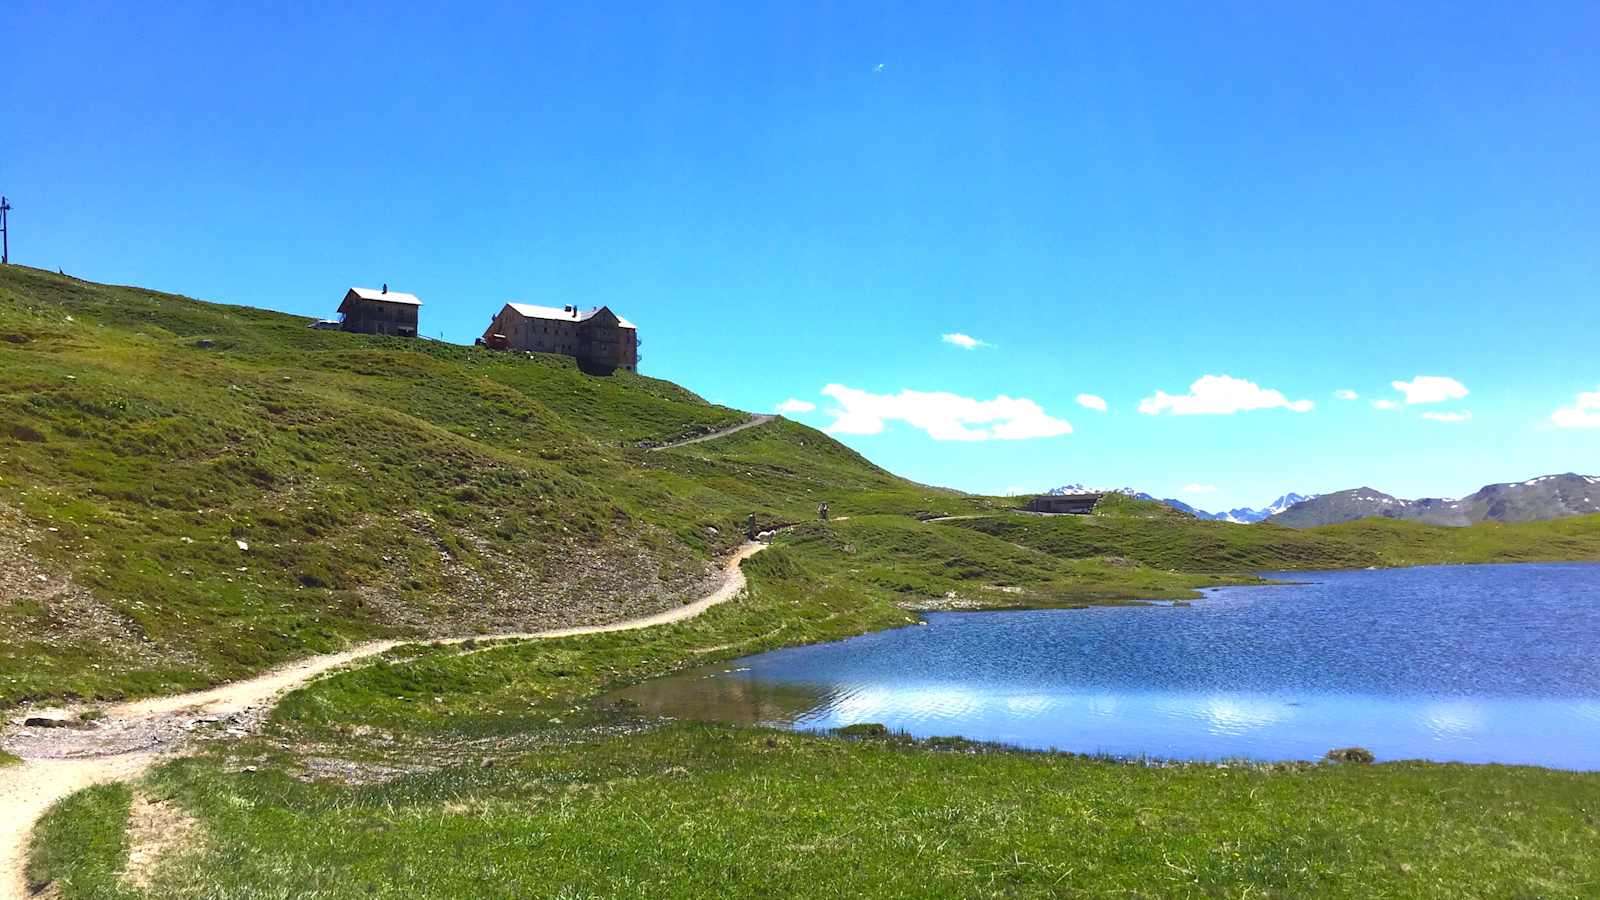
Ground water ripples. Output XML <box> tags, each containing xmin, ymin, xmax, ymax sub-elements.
<box><xmin>609</xmin><ymin>563</ymin><xmax>1600</xmax><ymax>769</ymax></box>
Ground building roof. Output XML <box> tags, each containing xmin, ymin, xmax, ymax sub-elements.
<box><xmin>504</xmin><ymin>302</ymin><xmax>635</xmax><ymax>329</ymax></box>
<box><xmin>346</xmin><ymin>287</ymin><xmax>422</xmax><ymax>306</ymax></box>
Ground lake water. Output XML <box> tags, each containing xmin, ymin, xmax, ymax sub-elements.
<box><xmin>611</xmin><ymin>563</ymin><xmax>1600</xmax><ymax>769</ymax></box>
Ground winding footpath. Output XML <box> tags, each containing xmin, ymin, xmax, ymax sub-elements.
<box><xmin>648</xmin><ymin>414</ymin><xmax>775</xmax><ymax>451</ymax></box>
<box><xmin>0</xmin><ymin>542</ymin><xmax>766</xmax><ymax>900</ymax></box>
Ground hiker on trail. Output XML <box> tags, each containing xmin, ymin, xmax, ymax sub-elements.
<box><xmin>748</xmin><ymin>512</ymin><xmax>758</xmax><ymax>540</ymax></box>
<box><xmin>819</xmin><ymin>501</ymin><xmax>829</xmax><ymax>522</ymax></box>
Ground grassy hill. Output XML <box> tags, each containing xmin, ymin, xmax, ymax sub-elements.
<box><xmin>0</xmin><ymin>265</ymin><xmax>992</xmax><ymax>702</ymax></box>
<box><xmin>12</xmin><ymin>266</ymin><xmax>1600</xmax><ymax>899</ymax></box>
<box><xmin>4</xmin><ymin>263</ymin><xmax>1600</xmax><ymax>706</ymax></box>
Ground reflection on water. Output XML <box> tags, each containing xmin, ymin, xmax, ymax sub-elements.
<box><xmin>617</xmin><ymin>667</ymin><xmax>825</xmax><ymax>727</ymax></box>
<box><xmin>607</xmin><ymin>563</ymin><xmax>1600</xmax><ymax>769</ymax></box>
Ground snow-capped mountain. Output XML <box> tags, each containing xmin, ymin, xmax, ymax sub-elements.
<box><xmin>1045</xmin><ymin>483</ymin><xmax>1144</xmax><ymax>497</ymax></box>
<box><xmin>1042</xmin><ymin>486</ymin><xmax>1316</xmax><ymax>523</ymax></box>
<box><xmin>1224</xmin><ymin>493</ymin><xmax>1318</xmax><ymax>523</ymax></box>
<box><xmin>1265</xmin><ymin>474</ymin><xmax>1600</xmax><ymax>527</ymax></box>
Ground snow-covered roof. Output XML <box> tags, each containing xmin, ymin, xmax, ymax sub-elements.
<box><xmin>504</xmin><ymin>302</ymin><xmax>635</xmax><ymax>329</ymax></box>
<box><xmin>346</xmin><ymin>287</ymin><xmax>422</xmax><ymax>306</ymax></box>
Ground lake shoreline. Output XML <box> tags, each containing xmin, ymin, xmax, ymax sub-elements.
<box><xmin>614</xmin><ymin>561</ymin><xmax>1600</xmax><ymax>772</ymax></box>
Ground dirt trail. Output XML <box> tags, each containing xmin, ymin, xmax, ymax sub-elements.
<box><xmin>0</xmin><ymin>541</ymin><xmax>765</xmax><ymax>900</ymax></box>
<box><xmin>649</xmin><ymin>414</ymin><xmax>775</xmax><ymax>451</ymax></box>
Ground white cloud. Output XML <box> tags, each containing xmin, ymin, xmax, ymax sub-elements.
<box><xmin>1181</xmin><ymin>483</ymin><xmax>1218</xmax><ymax>494</ymax></box>
<box><xmin>1076</xmin><ymin>393</ymin><xmax>1108</xmax><ymax>412</ymax></box>
<box><xmin>1372</xmin><ymin>399</ymin><xmax>1399</xmax><ymax>410</ymax></box>
<box><xmin>940</xmin><ymin>332</ymin><xmax>987</xmax><ymax>350</ymax></box>
<box><xmin>1334</xmin><ymin>389</ymin><xmax>1359</xmax><ymax>400</ymax></box>
<box><xmin>1138</xmin><ymin>375</ymin><xmax>1314</xmax><ymax>416</ymax></box>
<box><xmin>820</xmin><ymin>384</ymin><xmax>1072</xmax><ymax>441</ymax></box>
<box><xmin>1551</xmin><ymin>387</ymin><xmax>1600</xmax><ymax>428</ymax></box>
<box><xmin>1392</xmin><ymin>375</ymin><xmax>1468</xmax><ymax>405</ymax></box>
<box><xmin>775</xmin><ymin>398</ymin><xmax>816</xmax><ymax>414</ymax></box>
<box><xmin>1422</xmin><ymin>410</ymin><xmax>1473</xmax><ymax>423</ymax></box>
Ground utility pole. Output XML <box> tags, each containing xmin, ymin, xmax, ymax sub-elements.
<box><xmin>0</xmin><ymin>196</ymin><xmax>10</xmax><ymax>265</ymax></box>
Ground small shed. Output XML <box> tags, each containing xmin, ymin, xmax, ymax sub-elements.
<box><xmin>338</xmin><ymin>286</ymin><xmax>421</xmax><ymax>337</ymax></box>
<box><xmin>1025</xmin><ymin>493</ymin><xmax>1102</xmax><ymax>515</ymax></box>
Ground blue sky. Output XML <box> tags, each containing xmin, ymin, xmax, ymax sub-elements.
<box><xmin>6</xmin><ymin>1</ymin><xmax>1598</xmax><ymax>508</ymax></box>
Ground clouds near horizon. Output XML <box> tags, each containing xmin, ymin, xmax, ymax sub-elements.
<box><xmin>821</xmin><ymin>384</ymin><xmax>1071</xmax><ymax>441</ymax></box>
<box><xmin>1422</xmin><ymin>410</ymin><xmax>1472</xmax><ymax>423</ymax></box>
<box><xmin>1139</xmin><ymin>375</ymin><xmax>1314</xmax><ymax>416</ymax></box>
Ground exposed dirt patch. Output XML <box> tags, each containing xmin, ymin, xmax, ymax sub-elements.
<box><xmin>0</xmin><ymin>503</ymin><xmax>188</xmax><ymax>675</ymax></box>
<box><xmin>121</xmin><ymin>791</ymin><xmax>202</xmax><ymax>891</ymax></box>
<box><xmin>348</xmin><ymin>512</ymin><xmax>722</xmax><ymax>640</ymax></box>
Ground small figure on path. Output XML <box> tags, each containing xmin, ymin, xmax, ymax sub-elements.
<box><xmin>818</xmin><ymin>501</ymin><xmax>829</xmax><ymax>522</ymax></box>
<box><xmin>747</xmin><ymin>512</ymin><xmax>758</xmax><ymax>540</ymax></box>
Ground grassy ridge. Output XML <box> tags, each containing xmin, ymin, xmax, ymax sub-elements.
<box><xmin>946</xmin><ymin>504</ymin><xmax>1600</xmax><ymax>573</ymax></box>
<box><xmin>1314</xmin><ymin>516</ymin><xmax>1600</xmax><ymax>566</ymax></box>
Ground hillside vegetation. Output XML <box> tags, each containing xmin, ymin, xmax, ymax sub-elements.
<box><xmin>0</xmin><ymin>266</ymin><xmax>988</xmax><ymax>703</ymax></box>
<box><xmin>3</xmin><ymin>263</ymin><xmax>1599</xmax><ymax>707</ymax></box>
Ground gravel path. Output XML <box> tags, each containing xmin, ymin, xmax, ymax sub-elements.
<box><xmin>0</xmin><ymin>541</ymin><xmax>765</xmax><ymax>900</ymax></box>
<box><xmin>648</xmin><ymin>415</ymin><xmax>775</xmax><ymax>451</ymax></box>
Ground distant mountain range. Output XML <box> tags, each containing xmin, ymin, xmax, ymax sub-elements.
<box><xmin>1044</xmin><ymin>485</ymin><xmax>1316</xmax><ymax>524</ymax></box>
<box><xmin>1170</xmin><ymin>493</ymin><xmax>1317</xmax><ymax>524</ymax></box>
<box><xmin>1264</xmin><ymin>474</ymin><xmax>1600</xmax><ymax>527</ymax></box>
<box><xmin>1044</xmin><ymin>474</ymin><xmax>1600</xmax><ymax>527</ymax></box>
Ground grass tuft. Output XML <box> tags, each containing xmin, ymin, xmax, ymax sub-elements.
<box><xmin>25</xmin><ymin>782</ymin><xmax>136</xmax><ymax>899</ymax></box>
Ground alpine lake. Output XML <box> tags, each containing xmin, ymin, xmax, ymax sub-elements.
<box><xmin>608</xmin><ymin>563</ymin><xmax>1600</xmax><ymax>769</ymax></box>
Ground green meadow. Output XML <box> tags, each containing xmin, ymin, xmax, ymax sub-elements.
<box><xmin>8</xmin><ymin>266</ymin><xmax>1600</xmax><ymax>898</ymax></box>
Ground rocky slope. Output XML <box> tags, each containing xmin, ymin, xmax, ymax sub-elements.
<box><xmin>1267</xmin><ymin>474</ymin><xmax>1600</xmax><ymax>527</ymax></box>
